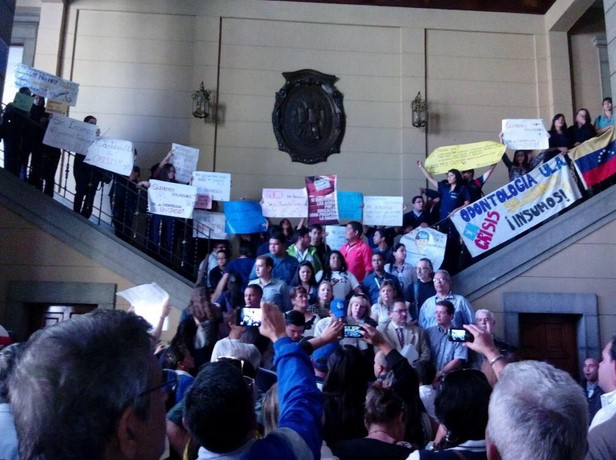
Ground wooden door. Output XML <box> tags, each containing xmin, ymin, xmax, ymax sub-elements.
<box><xmin>518</xmin><ymin>313</ymin><xmax>580</xmax><ymax>380</ymax></box>
<box><xmin>26</xmin><ymin>304</ymin><xmax>97</xmax><ymax>339</ymax></box>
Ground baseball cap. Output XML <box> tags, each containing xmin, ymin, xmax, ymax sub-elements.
<box><xmin>330</xmin><ymin>298</ymin><xmax>347</xmax><ymax>318</ymax></box>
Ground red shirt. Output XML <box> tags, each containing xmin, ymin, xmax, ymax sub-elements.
<box><xmin>340</xmin><ymin>240</ymin><xmax>373</xmax><ymax>282</ymax></box>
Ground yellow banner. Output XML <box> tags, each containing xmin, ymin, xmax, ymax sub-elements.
<box><xmin>425</xmin><ymin>141</ymin><xmax>506</xmax><ymax>174</ymax></box>
<box><xmin>45</xmin><ymin>100</ymin><xmax>69</xmax><ymax>116</ymax></box>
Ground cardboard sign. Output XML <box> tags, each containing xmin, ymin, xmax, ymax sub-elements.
<box><xmin>425</xmin><ymin>141</ymin><xmax>505</xmax><ymax>174</ymax></box>
<box><xmin>171</xmin><ymin>143</ymin><xmax>199</xmax><ymax>184</ymax></box>
<box><xmin>399</xmin><ymin>227</ymin><xmax>447</xmax><ymax>270</ymax></box>
<box><xmin>363</xmin><ymin>196</ymin><xmax>403</xmax><ymax>226</ymax></box>
<box><xmin>501</xmin><ymin>119</ymin><xmax>549</xmax><ymax>150</ymax></box>
<box><xmin>43</xmin><ymin>114</ymin><xmax>98</xmax><ymax>154</ymax></box>
<box><xmin>192</xmin><ymin>210</ymin><xmax>227</xmax><ymax>240</ymax></box>
<box><xmin>14</xmin><ymin>63</ymin><xmax>79</xmax><ymax>106</ymax></box>
<box><xmin>192</xmin><ymin>171</ymin><xmax>231</xmax><ymax>203</ymax></box>
<box><xmin>306</xmin><ymin>175</ymin><xmax>339</xmax><ymax>225</ymax></box>
<box><xmin>147</xmin><ymin>179</ymin><xmax>197</xmax><ymax>219</ymax></box>
<box><xmin>84</xmin><ymin>137</ymin><xmax>134</xmax><ymax>175</ymax></box>
<box><xmin>261</xmin><ymin>188</ymin><xmax>308</xmax><ymax>218</ymax></box>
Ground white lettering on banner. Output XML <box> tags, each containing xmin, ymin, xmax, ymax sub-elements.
<box><xmin>451</xmin><ymin>155</ymin><xmax>581</xmax><ymax>257</ymax></box>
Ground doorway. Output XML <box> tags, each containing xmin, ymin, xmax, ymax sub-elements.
<box><xmin>518</xmin><ymin>313</ymin><xmax>580</xmax><ymax>380</ymax></box>
<box><xmin>26</xmin><ymin>303</ymin><xmax>98</xmax><ymax>340</ymax></box>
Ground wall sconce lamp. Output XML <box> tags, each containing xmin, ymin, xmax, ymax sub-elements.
<box><xmin>192</xmin><ymin>81</ymin><xmax>211</xmax><ymax>119</ymax></box>
<box><xmin>411</xmin><ymin>91</ymin><xmax>428</xmax><ymax>128</ymax></box>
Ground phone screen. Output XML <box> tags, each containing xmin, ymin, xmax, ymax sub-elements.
<box><xmin>343</xmin><ymin>325</ymin><xmax>363</xmax><ymax>339</ymax></box>
<box><xmin>448</xmin><ymin>328</ymin><xmax>473</xmax><ymax>342</ymax></box>
<box><xmin>237</xmin><ymin>307</ymin><xmax>262</xmax><ymax>327</ymax></box>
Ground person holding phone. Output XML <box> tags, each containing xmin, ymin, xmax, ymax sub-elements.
<box><xmin>425</xmin><ymin>300</ymin><xmax>467</xmax><ymax>384</ymax></box>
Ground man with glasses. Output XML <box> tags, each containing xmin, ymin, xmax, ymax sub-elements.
<box><xmin>9</xmin><ymin>310</ymin><xmax>168</xmax><ymax>460</ymax></box>
<box><xmin>418</xmin><ymin>269</ymin><xmax>474</xmax><ymax>329</ymax></box>
<box><xmin>378</xmin><ymin>300</ymin><xmax>430</xmax><ymax>365</ymax></box>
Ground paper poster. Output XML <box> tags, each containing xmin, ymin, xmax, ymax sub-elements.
<box><xmin>171</xmin><ymin>143</ymin><xmax>199</xmax><ymax>184</ymax></box>
<box><xmin>45</xmin><ymin>100</ymin><xmax>69</xmax><ymax>116</ymax></box>
<box><xmin>116</xmin><ymin>282</ymin><xmax>169</xmax><ymax>331</ymax></box>
<box><xmin>14</xmin><ymin>63</ymin><xmax>80</xmax><ymax>106</ymax></box>
<box><xmin>192</xmin><ymin>171</ymin><xmax>231</xmax><ymax>203</ymax></box>
<box><xmin>13</xmin><ymin>92</ymin><xmax>33</xmax><ymax>111</ymax></box>
<box><xmin>306</xmin><ymin>175</ymin><xmax>339</xmax><ymax>225</ymax></box>
<box><xmin>337</xmin><ymin>191</ymin><xmax>363</xmax><ymax>221</ymax></box>
<box><xmin>363</xmin><ymin>196</ymin><xmax>403</xmax><ymax>226</ymax></box>
<box><xmin>451</xmin><ymin>154</ymin><xmax>581</xmax><ymax>257</ymax></box>
<box><xmin>43</xmin><ymin>114</ymin><xmax>98</xmax><ymax>154</ymax></box>
<box><xmin>224</xmin><ymin>201</ymin><xmax>268</xmax><ymax>234</ymax></box>
<box><xmin>147</xmin><ymin>179</ymin><xmax>197</xmax><ymax>218</ymax></box>
<box><xmin>424</xmin><ymin>141</ymin><xmax>506</xmax><ymax>174</ymax></box>
<box><xmin>84</xmin><ymin>137</ymin><xmax>134</xmax><ymax>175</ymax></box>
<box><xmin>261</xmin><ymin>188</ymin><xmax>308</xmax><ymax>218</ymax></box>
<box><xmin>325</xmin><ymin>225</ymin><xmax>347</xmax><ymax>251</ymax></box>
<box><xmin>192</xmin><ymin>210</ymin><xmax>228</xmax><ymax>240</ymax></box>
<box><xmin>501</xmin><ymin>119</ymin><xmax>549</xmax><ymax>150</ymax></box>
<box><xmin>399</xmin><ymin>227</ymin><xmax>447</xmax><ymax>270</ymax></box>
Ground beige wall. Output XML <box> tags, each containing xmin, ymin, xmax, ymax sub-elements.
<box><xmin>0</xmin><ymin>203</ymin><xmax>181</xmax><ymax>342</ymax></box>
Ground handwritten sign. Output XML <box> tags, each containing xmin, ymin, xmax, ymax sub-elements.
<box><xmin>147</xmin><ymin>179</ymin><xmax>197</xmax><ymax>219</ymax></box>
<box><xmin>425</xmin><ymin>141</ymin><xmax>505</xmax><ymax>174</ymax></box>
<box><xmin>45</xmin><ymin>100</ymin><xmax>69</xmax><ymax>116</ymax></box>
<box><xmin>337</xmin><ymin>191</ymin><xmax>363</xmax><ymax>220</ymax></box>
<box><xmin>306</xmin><ymin>175</ymin><xmax>339</xmax><ymax>225</ymax></box>
<box><xmin>192</xmin><ymin>171</ymin><xmax>231</xmax><ymax>204</ymax></box>
<box><xmin>116</xmin><ymin>283</ymin><xmax>169</xmax><ymax>331</ymax></box>
<box><xmin>502</xmin><ymin>119</ymin><xmax>549</xmax><ymax>150</ymax></box>
<box><xmin>224</xmin><ymin>201</ymin><xmax>267</xmax><ymax>234</ymax></box>
<box><xmin>399</xmin><ymin>227</ymin><xmax>447</xmax><ymax>270</ymax></box>
<box><xmin>13</xmin><ymin>92</ymin><xmax>33</xmax><ymax>111</ymax></box>
<box><xmin>43</xmin><ymin>114</ymin><xmax>98</xmax><ymax>154</ymax></box>
<box><xmin>363</xmin><ymin>196</ymin><xmax>403</xmax><ymax>226</ymax></box>
<box><xmin>84</xmin><ymin>137</ymin><xmax>134</xmax><ymax>175</ymax></box>
<box><xmin>14</xmin><ymin>64</ymin><xmax>80</xmax><ymax>106</ymax></box>
<box><xmin>261</xmin><ymin>188</ymin><xmax>308</xmax><ymax>218</ymax></box>
<box><xmin>171</xmin><ymin>143</ymin><xmax>199</xmax><ymax>184</ymax></box>
<box><xmin>451</xmin><ymin>154</ymin><xmax>581</xmax><ymax>257</ymax></box>
<box><xmin>192</xmin><ymin>210</ymin><xmax>228</xmax><ymax>240</ymax></box>
<box><xmin>325</xmin><ymin>225</ymin><xmax>347</xmax><ymax>251</ymax></box>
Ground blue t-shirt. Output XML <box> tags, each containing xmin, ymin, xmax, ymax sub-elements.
<box><xmin>437</xmin><ymin>181</ymin><xmax>470</xmax><ymax>220</ymax></box>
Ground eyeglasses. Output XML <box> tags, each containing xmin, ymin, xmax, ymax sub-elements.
<box><xmin>135</xmin><ymin>369</ymin><xmax>178</xmax><ymax>399</ymax></box>
<box><xmin>392</xmin><ymin>309</ymin><xmax>408</xmax><ymax>314</ymax></box>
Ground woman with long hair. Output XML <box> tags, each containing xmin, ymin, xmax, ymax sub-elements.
<box><xmin>568</xmin><ymin>108</ymin><xmax>596</xmax><ymax>147</ymax></box>
<box><xmin>385</xmin><ymin>244</ymin><xmax>416</xmax><ymax>292</ymax></box>
<box><xmin>548</xmin><ymin>113</ymin><xmax>571</xmax><ymax>153</ymax></box>
<box><xmin>370</xmin><ymin>280</ymin><xmax>397</xmax><ymax>326</ymax></box>
<box><xmin>291</xmin><ymin>261</ymin><xmax>319</xmax><ymax>304</ymax></box>
<box><xmin>318</xmin><ymin>250</ymin><xmax>362</xmax><ymax>300</ymax></box>
<box><xmin>323</xmin><ymin>345</ymin><xmax>369</xmax><ymax>447</ymax></box>
<box><xmin>501</xmin><ymin>149</ymin><xmax>530</xmax><ymax>181</ymax></box>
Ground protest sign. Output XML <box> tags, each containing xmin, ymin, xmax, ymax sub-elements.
<box><xmin>192</xmin><ymin>210</ymin><xmax>228</xmax><ymax>240</ymax></box>
<box><xmin>14</xmin><ymin>64</ymin><xmax>80</xmax><ymax>106</ymax></box>
<box><xmin>325</xmin><ymin>225</ymin><xmax>347</xmax><ymax>251</ymax></box>
<box><xmin>451</xmin><ymin>154</ymin><xmax>581</xmax><ymax>257</ymax></box>
<box><xmin>147</xmin><ymin>179</ymin><xmax>197</xmax><ymax>219</ymax></box>
<box><xmin>261</xmin><ymin>188</ymin><xmax>308</xmax><ymax>218</ymax></box>
<box><xmin>501</xmin><ymin>119</ymin><xmax>549</xmax><ymax>150</ymax></box>
<box><xmin>337</xmin><ymin>191</ymin><xmax>363</xmax><ymax>221</ymax></box>
<box><xmin>43</xmin><ymin>114</ymin><xmax>98</xmax><ymax>153</ymax></box>
<box><xmin>84</xmin><ymin>137</ymin><xmax>134</xmax><ymax>175</ymax></box>
<box><xmin>363</xmin><ymin>196</ymin><xmax>403</xmax><ymax>226</ymax></box>
<box><xmin>399</xmin><ymin>227</ymin><xmax>447</xmax><ymax>270</ymax></box>
<box><xmin>424</xmin><ymin>141</ymin><xmax>505</xmax><ymax>174</ymax></box>
<box><xmin>192</xmin><ymin>171</ymin><xmax>232</xmax><ymax>207</ymax></box>
<box><xmin>224</xmin><ymin>201</ymin><xmax>267</xmax><ymax>234</ymax></box>
<box><xmin>13</xmin><ymin>92</ymin><xmax>33</xmax><ymax>111</ymax></box>
<box><xmin>45</xmin><ymin>100</ymin><xmax>69</xmax><ymax>116</ymax></box>
<box><xmin>171</xmin><ymin>143</ymin><xmax>199</xmax><ymax>184</ymax></box>
<box><xmin>306</xmin><ymin>175</ymin><xmax>339</xmax><ymax>225</ymax></box>
<box><xmin>116</xmin><ymin>283</ymin><xmax>169</xmax><ymax>331</ymax></box>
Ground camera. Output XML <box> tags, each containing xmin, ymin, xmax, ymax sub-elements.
<box><xmin>236</xmin><ymin>307</ymin><xmax>262</xmax><ymax>327</ymax></box>
<box><xmin>343</xmin><ymin>325</ymin><xmax>364</xmax><ymax>339</ymax></box>
<box><xmin>448</xmin><ymin>327</ymin><xmax>474</xmax><ymax>343</ymax></box>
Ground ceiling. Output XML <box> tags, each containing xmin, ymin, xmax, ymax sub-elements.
<box><xmin>264</xmin><ymin>0</ymin><xmax>559</xmax><ymax>15</ymax></box>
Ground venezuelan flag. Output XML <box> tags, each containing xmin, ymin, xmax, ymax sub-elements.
<box><xmin>568</xmin><ymin>129</ymin><xmax>616</xmax><ymax>189</ymax></box>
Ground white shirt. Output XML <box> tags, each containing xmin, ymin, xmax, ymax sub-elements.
<box><xmin>590</xmin><ymin>389</ymin><xmax>616</xmax><ymax>430</ymax></box>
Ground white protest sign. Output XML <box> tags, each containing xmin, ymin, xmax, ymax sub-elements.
<box><xmin>400</xmin><ymin>227</ymin><xmax>447</xmax><ymax>270</ymax></box>
<box><xmin>451</xmin><ymin>154</ymin><xmax>581</xmax><ymax>257</ymax></box>
<box><xmin>363</xmin><ymin>196</ymin><xmax>403</xmax><ymax>226</ymax></box>
<box><xmin>116</xmin><ymin>282</ymin><xmax>169</xmax><ymax>331</ymax></box>
<box><xmin>325</xmin><ymin>225</ymin><xmax>347</xmax><ymax>251</ymax></box>
<box><xmin>171</xmin><ymin>143</ymin><xmax>199</xmax><ymax>184</ymax></box>
<box><xmin>192</xmin><ymin>210</ymin><xmax>228</xmax><ymax>240</ymax></box>
<box><xmin>84</xmin><ymin>137</ymin><xmax>134</xmax><ymax>175</ymax></box>
<box><xmin>261</xmin><ymin>188</ymin><xmax>308</xmax><ymax>218</ymax></box>
<box><xmin>43</xmin><ymin>114</ymin><xmax>98</xmax><ymax>153</ymax></box>
<box><xmin>501</xmin><ymin>119</ymin><xmax>549</xmax><ymax>150</ymax></box>
<box><xmin>192</xmin><ymin>171</ymin><xmax>231</xmax><ymax>202</ymax></box>
<box><xmin>147</xmin><ymin>179</ymin><xmax>197</xmax><ymax>218</ymax></box>
<box><xmin>14</xmin><ymin>64</ymin><xmax>80</xmax><ymax>106</ymax></box>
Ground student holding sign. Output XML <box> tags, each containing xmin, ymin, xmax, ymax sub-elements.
<box><xmin>0</xmin><ymin>87</ymin><xmax>32</xmax><ymax>177</ymax></box>
<box><xmin>73</xmin><ymin>115</ymin><xmax>106</xmax><ymax>218</ymax></box>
